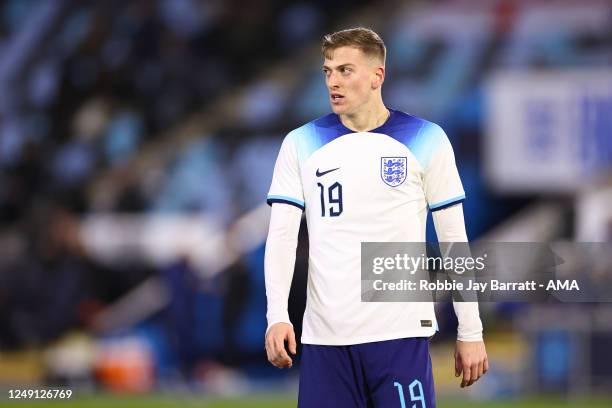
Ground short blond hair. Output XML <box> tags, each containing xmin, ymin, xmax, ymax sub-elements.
<box><xmin>322</xmin><ymin>27</ymin><xmax>386</xmax><ymax>65</ymax></box>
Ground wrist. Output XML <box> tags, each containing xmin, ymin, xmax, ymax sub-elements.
<box><xmin>457</xmin><ymin>333</ymin><xmax>483</xmax><ymax>342</ymax></box>
<box><xmin>266</xmin><ymin>319</ymin><xmax>293</xmax><ymax>334</ymax></box>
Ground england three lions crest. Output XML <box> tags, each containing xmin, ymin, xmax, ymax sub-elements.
<box><xmin>381</xmin><ymin>157</ymin><xmax>407</xmax><ymax>187</ymax></box>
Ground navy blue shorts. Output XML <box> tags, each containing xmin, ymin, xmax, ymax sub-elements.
<box><xmin>298</xmin><ymin>337</ymin><xmax>435</xmax><ymax>408</ymax></box>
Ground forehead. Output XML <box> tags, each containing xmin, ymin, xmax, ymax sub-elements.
<box><xmin>323</xmin><ymin>46</ymin><xmax>370</xmax><ymax>67</ymax></box>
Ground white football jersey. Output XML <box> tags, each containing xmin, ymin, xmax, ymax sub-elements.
<box><xmin>267</xmin><ymin>109</ymin><xmax>465</xmax><ymax>345</ymax></box>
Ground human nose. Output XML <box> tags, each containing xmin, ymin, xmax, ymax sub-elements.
<box><xmin>327</xmin><ymin>70</ymin><xmax>340</xmax><ymax>89</ymax></box>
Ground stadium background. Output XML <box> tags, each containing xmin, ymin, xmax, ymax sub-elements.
<box><xmin>0</xmin><ymin>0</ymin><xmax>611</xmax><ymax>406</ymax></box>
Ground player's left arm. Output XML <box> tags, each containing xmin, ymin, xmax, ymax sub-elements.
<box><xmin>432</xmin><ymin>203</ymin><xmax>488</xmax><ymax>388</ymax></box>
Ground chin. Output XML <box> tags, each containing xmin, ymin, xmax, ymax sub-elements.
<box><xmin>331</xmin><ymin>105</ymin><xmax>347</xmax><ymax>115</ymax></box>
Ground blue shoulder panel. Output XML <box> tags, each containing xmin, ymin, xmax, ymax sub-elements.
<box><xmin>289</xmin><ymin>109</ymin><xmax>447</xmax><ymax>169</ymax></box>
<box><xmin>290</xmin><ymin>113</ymin><xmax>353</xmax><ymax>163</ymax></box>
<box><xmin>381</xmin><ymin>110</ymin><xmax>447</xmax><ymax>170</ymax></box>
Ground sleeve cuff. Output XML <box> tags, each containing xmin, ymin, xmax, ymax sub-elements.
<box><xmin>429</xmin><ymin>194</ymin><xmax>465</xmax><ymax>212</ymax></box>
<box><xmin>267</xmin><ymin>195</ymin><xmax>305</xmax><ymax>211</ymax></box>
<box><xmin>457</xmin><ymin>333</ymin><xmax>484</xmax><ymax>342</ymax></box>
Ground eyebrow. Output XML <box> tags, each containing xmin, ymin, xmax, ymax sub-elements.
<box><xmin>322</xmin><ymin>63</ymin><xmax>356</xmax><ymax>70</ymax></box>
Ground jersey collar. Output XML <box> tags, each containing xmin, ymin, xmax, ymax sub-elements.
<box><xmin>335</xmin><ymin>108</ymin><xmax>397</xmax><ymax>135</ymax></box>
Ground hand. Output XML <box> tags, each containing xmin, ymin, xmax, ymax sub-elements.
<box><xmin>265</xmin><ymin>322</ymin><xmax>297</xmax><ymax>369</ymax></box>
<box><xmin>454</xmin><ymin>340</ymin><xmax>488</xmax><ymax>388</ymax></box>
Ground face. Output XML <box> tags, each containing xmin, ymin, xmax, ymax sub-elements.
<box><xmin>322</xmin><ymin>46</ymin><xmax>384</xmax><ymax>116</ymax></box>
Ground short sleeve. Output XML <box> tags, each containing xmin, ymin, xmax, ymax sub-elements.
<box><xmin>267</xmin><ymin>133</ymin><xmax>305</xmax><ymax>211</ymax></box>
<box><xmin>423</xmin><ymin>126</ymin><xmax>465</xmax><ymax>211</ymax></box>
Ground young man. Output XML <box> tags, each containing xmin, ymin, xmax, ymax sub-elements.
<box><xmin>264</xmin><ymin>27</ymin><xmax>487</xmax><ymax>407</ymax></box>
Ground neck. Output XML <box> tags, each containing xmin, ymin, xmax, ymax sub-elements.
<box><xmin>340</xmin><ymin>102</ymin><xmax>390</xmax><ymax>132</ymax></box>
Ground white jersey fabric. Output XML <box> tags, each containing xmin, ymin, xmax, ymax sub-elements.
<box><xmin>267</xmin><ymin>109</ymin><xmax>466</xmax><ymax>345</ymax></box>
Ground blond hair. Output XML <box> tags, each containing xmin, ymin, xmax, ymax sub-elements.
<box><xmin>322</xmin><ymin>27</ymin><xmax>386</xmax><ymax>65</ymax></box>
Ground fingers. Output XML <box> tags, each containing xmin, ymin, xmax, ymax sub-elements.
<box><xmin>265</xmin><ymin>330</ymin><xmax>294</xmax><ymax>369</ymax></box>
<box><xmin>454</xmin><ymin>353</ymin><xmax>462</xmax><ymax>378</ymax></box>
<box><xmin>461</xmin><ymin>358</ymin><xmax>488</xmax><ymax>387</ymax></box>
<box><xmin>468</xmin><ymin>361</ymin><xmax>480</xmax><ymax>386</ymax></box>
<box><xmin>265</xmin><ymin>335</ymin><xmax>278</xmax><ymax>367</ymax></box>
<box><xmin>456</xmin><ymin>341</ymin><xmax>489</xmax><ymax>388</ymax></box>
<box><xmin>288</xmin><ymin>330</ymin><xmax>297</xmax><ymax>355</ymax></box>
<box><xmin>275</xmin><ymin>336</ymin><xmax>293</xmax><ymax>367</ymax></box>
<box><xmin>461</xmin><ymin>364</ymin><xmax>471</xmax><ymax>388</ymax></box>
<box><xmin>477</xmin><ymin>360</ymin><xmax>484</xmax><ymax>381</ymax></box>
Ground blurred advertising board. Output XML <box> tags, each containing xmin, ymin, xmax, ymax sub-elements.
<box><xmin>484</xmin><ymin>70</ymin><xmax>612</xmax><ymax>193</ymax></box>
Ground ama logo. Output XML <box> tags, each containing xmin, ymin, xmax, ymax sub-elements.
<box><xmin>381</xmin><ymin>157</ymin><xmax>407</xmax><ymax>187</ymax></box>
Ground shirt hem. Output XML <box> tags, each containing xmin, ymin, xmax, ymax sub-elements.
<box><xmin>301</xmin><ymin>328</ymin><xmax>437</xmax><ymax>346</ymax></box>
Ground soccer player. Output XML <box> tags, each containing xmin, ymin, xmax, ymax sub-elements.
<box><xmin>264</xmin><ymin>27</ymin><xmax>487</xmax><ymax>407</ymax></box>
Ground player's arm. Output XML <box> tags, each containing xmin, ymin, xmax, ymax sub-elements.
<box><xmin>432</xmin><ymin>203</ymin><xmax>488</xmax><ymax>388</ymax></box>
<box><xmin>264</xmin><ymin>203</ymin><xmax>301</xmax><ymax>369</ymax></box>
<box><xmin>264</xmin><ymin>130</ymin><xmax>304</xmax><ymax>369</ymax></box>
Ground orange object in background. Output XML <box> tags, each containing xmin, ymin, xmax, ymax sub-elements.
<box><xmin>94</xmin><ymin>337</ymin><xmax>154</xmax><ymax>393</ymax></box>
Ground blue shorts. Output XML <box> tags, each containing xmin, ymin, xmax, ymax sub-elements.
<box><xmin>298</xmin><ymin>337</ymin><xmax>435</xmax><ymax>408</ymax></box>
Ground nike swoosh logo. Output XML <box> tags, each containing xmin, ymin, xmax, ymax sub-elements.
<box><xmin>316</xmin><ymin>167</ymin><xmax>340</xmax><ymax>177</ymax></box>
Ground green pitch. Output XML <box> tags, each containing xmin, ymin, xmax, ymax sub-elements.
<box><xmin>3</xmin><ymin>394</ymin><xmax>612</xmax><ymax>407</ymax></box>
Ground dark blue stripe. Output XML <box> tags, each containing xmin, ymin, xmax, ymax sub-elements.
<box><xmin>430</xmin><ymin>198</ymin><xmax>464</xmax><ymax>212</ymax></box>
<box><xmin>267</xmin><ymin>198</ymin><xmax>305</xmax><ymax>211</ymax></box>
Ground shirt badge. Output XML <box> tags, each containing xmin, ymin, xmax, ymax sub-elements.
<box><xmin>381</xmin><ymin>157</ymin><xmax>407</xmax><ymax>187</ymax></box>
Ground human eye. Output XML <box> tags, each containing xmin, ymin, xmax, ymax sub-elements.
<box><xmin>341</xmin><ymin>67</ymin><xmax>352</xmax><ymax>75</ymax></box>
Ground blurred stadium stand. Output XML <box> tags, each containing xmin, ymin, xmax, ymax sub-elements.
<box><xmin>0</xmin><ymin>0</ymin><xmax>611</xmax><ymax>403</ymax></box>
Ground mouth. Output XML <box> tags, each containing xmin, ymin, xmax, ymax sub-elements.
<box><xmin>330</xmin><ymin>93</ymin><xmax>344</xmax><ymax>104</ymax></box>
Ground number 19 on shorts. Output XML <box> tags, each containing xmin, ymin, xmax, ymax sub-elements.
<box><xmin>394</xmin><ymin>379</ymin><xmax>426</xmax><ymax>408</ymax></box>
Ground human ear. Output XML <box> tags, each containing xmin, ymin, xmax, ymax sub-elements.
<box><xmin>372</xmin><ymin>66</ymin><xmax>385</xmax><ymax>89</ymax></box>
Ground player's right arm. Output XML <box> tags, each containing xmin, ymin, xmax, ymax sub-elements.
<box><xmin>264</xmin><ymin>131</ymin><xmax>305</xmax><ymax>369</ymax></box>
<box><xmin>264</xmin><ymin>203</ymin><xmax>301</xmax><ymax>368</ymax></box>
